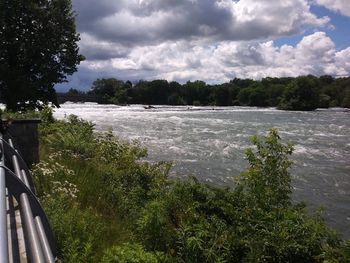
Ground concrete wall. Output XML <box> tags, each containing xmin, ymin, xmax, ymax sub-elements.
<box><xmin>4</xmin><ymin>119</ymin><xmax>41</xmax><ymax>167</ymax></box>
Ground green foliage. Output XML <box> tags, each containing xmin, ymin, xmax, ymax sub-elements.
<box><xmin>341</xmin><ymin>89</ymin><xmax>350</xmax><ymax>108</ymax></box>
<box><xmin>0</xmin><ymin>106</ymin><xmax>53</xmax><ymax>131</ymax></box>
<box><xmin>236</xmin><ymin>129</ymin><xmax>293</xmax><ymax>209</ymax></box>
<box><xmin>80</xmin><ymin>75</ymin><xmax>350</xmax><ymax>110</ymax></box>
<box><xmin>88</xmin><ymin>78</ymin><xmax>126</xmax><ymax>103</ymax></box>
<box><xmin>42</xmin><ymin>194</ymin><xmax>105</xmax><ymax>263</ymax></box>
<box><xmin>319</xmin><ymin>93</ymin><xmax>331</xmax><ymax>108</ymax></box>
<box><xmin>278</xmin><ymin>76</ymin><xmax>320</xmax><ymax>111</ymax></box>
<box><xmin>101</xmin><ymin>244</ymin><xmax>162</xmax><ymax>263</ymax></box>
<box><xmin>0</xmin><ymin>109</ymin><xmax>41</xmax><ymax>120</ymax></box>
<box><xmin>34</xmin><ymin>116</ymin><xmax>349</xmax><ymax>262</ymax></box>
<box><xmin>0</xmin><ymin>0</ymin><xmax>83</xmax><ymax>111</ymax></box>
<box><xmin>102</xmin><ymin>160</ymin><xmax>170</xmax><ymax>221</ymax></box>
<box><xmin>32</xmin><ymin>157</ymin><xmax>104</xmax><ymax>262</ymax></box>
<box><xmin>40</xmin><ymin>106</ymin><xmax>55</xmax><ymax>124</ymax></box>
<box><xmin>340</xmin><ymin>241</ymin><xmax>350</xmax><ymax>261</ymax></box>
<box><xmin>80</xmin><ymin>75</ymin><xmax>348</xmax><ymax>109</ymax></box>
<box><xmin>134</xmin><ymin>131</ymin><xmax>347</xmax><ymax>262</ymax></box>
<box><xmin>94</xmin><ymin>131</ymin><xmax>147</xmax><ymax>164</ymax></box>
<box><xmin>167</xmin><ymin>93</ymin><xmax>186</xmax><ymax>105</ymax></box>
<box><xmin>41</xmin><ymin>115</ymin><xmax>95</xmax><ymax>156</ymax></box>
<box><xmin>67</xmin><ymin>88</ymin><xmax>85</xmax><ymax>96</ymax></box>
<box><xmin>237</xmin><ymin>84</ymin><xmax>269</xmax><ymax>107</ymax></box>
<box><xmin>136</xmin><ymin>200</ymin><xmax>175</xmax><ymax>252</ymax></box>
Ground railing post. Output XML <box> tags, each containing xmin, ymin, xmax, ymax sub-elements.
<box><xmin>0</xmin><ymin>134</ymin><xmax>9</xmax><ymax>263</ymax></box>
<box><xmin>9</xmin><ymin>139</ymin><xmax>45</xmax><ymax>263</ymax></box>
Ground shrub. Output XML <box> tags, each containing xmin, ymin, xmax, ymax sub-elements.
<box><xmin>41</xmin><ymin>192</ymin><xmax>104</xmax><ymax>263</ymax></box>
<box><xmin>132</xmin><ymin>130</ymin><xmax>345</xmax><ymax>262</ymax></box>
<box><xmin>101</xmin><ymin>244</ymin><xmax>160</xmax><ymax>263</ymax></box>
<box><xmin>235</xmin><ymin>128</ymin><xmax>293</xmax><ymax>210</ymax></box>
<box><xmin>41</xmin><ymin>115</ymin><xmax>95</xmax><ymax>157</ymax></box>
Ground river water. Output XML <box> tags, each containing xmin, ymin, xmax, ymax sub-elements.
<box><xmin>54</xmin><ymin>103</ymin><xmax>350</xmax><ymax>238</ymax></box>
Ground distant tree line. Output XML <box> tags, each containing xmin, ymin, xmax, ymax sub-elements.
<box><xmin>66</xmin><ymin>75</ymin><xmax>350</xmax><ymax>111</ymax></box>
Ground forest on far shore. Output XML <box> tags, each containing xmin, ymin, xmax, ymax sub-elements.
<box><xmin>64</xmin><ymin>75</ymin><xmax>350</xmax><ymax>111</ymax></box>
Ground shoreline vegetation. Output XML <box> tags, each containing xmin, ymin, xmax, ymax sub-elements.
<box><xmin>60</xmin><ymin>75</ymin><xmax>350</xmax><ymax>111</ymax></box>
<box><xmin>10</xmin><ymin>108</ymin><xmax>347</xmax><ymax>262</ymax></box>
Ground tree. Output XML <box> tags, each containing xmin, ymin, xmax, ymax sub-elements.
<box><xmin>167</xmin><ymin>93</ymin><xmax>185</xmax><ymax>105</ymax></box>
<box><xmin>213</xmin><ymin>85</ymin><xmax>232</xmax><ymax>106</ymax></box>
<box><xmin>0</xmin><ymin>0</ymin><xmax>83</xmax><ymax>111</ymax></box>
<box><xmin>146</xmin><ymin>80</ymin><xmax>170</xmax><ymax>104</ymax></box>
<box><xmin>88</xmin><ymin>78</ymin><xmax>124</xmax><ymax>102</ymax></box>
<box><xmin>278</xmin><ymin>76</ymin><xmax>320</xmax><ymax>111</ymax></box>
<box><xmin>67</xmin><ymin>88</ymin><xmax>85</xmax><ymax>96</ymax></box>
<box><xmin>237</xmin><ymin>88</ymin><xmax>251</xmax><ymax>106</ymax></box>
<box><xmin>342</xmin><ymin>89</ymin><xmax>350</xmax><ymax>108</ymax></box>
<box><xmin>184</xmin><ymin>81</ymin><xmax>207</xmax><ymax>105</ymax></box>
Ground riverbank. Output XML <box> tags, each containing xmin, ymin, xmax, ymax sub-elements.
<box><xmin>54</xmin><ymin>103</ymin><xmax>350</xmax><ymax>238</ymax></box>
<box><xmin>30</xmin><ymin>110</ymin><xmax>350</xmax><ymax>262</ymax></box>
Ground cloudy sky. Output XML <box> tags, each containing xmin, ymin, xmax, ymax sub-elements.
<box><xmin>57</xmin><ymin>0</ymin><xmax>350</xmax><ymax>91</ymax></box>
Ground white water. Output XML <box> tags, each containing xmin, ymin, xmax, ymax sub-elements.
<box><xmin>54</xmin><ymin>103</ymin><xmax>350</xmax><ymax>238</ymax></box>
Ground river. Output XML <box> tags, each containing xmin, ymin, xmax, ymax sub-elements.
<box><xmin>54</xmin><ymin>103</ymin><xmax>350</xmax><ymax>238</ymax></box>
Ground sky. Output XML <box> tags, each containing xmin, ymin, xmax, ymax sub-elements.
<box><xmin>56</xmin><ymin>0</ymin><xmax>350</xmax><ymax>92</ymax></box>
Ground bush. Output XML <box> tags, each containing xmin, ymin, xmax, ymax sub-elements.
<box><xmin>42</xmin><ymin>193</ymin><xmax>104</xmax><ymax>263</ymax></box>
<box><xmin>40</xmin><ymin>115</ymin><xmax>95</xmax><ymax>156</ymax></box>
<box><xmin>133</xmin><ymin>130</ymin><xmax>346</xmax><ymax>262</ymax></box>
<box><xmin>101</xmin><ymin>244</ymin><xmax>161</xmax><ymax>263</ymax></box>
<box><xmin>235</xmin><ymin>129</ymin><xmax>293</xmax><ymax>209</ymax></box>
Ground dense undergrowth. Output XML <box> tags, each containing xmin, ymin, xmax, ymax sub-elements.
<box><xmin>28</xmin><ymin>109</ymin><xmax>350</xmax><ymax>262</ymax></box>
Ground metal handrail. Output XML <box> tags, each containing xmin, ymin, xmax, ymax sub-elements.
<box><xmin>0</xmin><ymin>134</ymin><xmax>9</xmax><ymax>263</ymax></box>
<box><xmin>0</xmin><ymin>132</ymin><xmax>56</xmax><ymax>262</ymax></box>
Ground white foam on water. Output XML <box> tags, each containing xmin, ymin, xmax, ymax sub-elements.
<box><xmin>314</xmin><ymin>132</ymin><xmax>345</xmax><ymax>137</ymax></box>
<box><xmin>279</xmin><ymin>130</ymin><xmax>298</xmax><ymax>136</ymax></box>
<box><xmin>167</xmin><ymin>116</ymin><xmax>183</xmax><ymax>124</ymax></box>
<box><xmin>294</xmin><ymin>145</ymin><xmax>308</xmax><ymax>154</ymax></box>
<box><xmin>168</xmin><ymin>146</ymin><xmax>186</xmax><ymax>155</ymax></box>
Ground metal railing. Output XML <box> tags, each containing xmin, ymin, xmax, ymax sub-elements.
<box><xmin>0</xmin><ymin>131</ymin><xmax>56</xmax><ymax>262</ymax></box>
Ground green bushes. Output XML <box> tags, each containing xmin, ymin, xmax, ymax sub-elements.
<box><xmin>32</xmin><ymin>115</ymin><xmax>349</xmax><ymax>262</ymax></box>
<box><xmin>235</xmin><ymin>129</ymin><xmax>293</xmax><ymax>209</ymax></box>
<box><xmin>42</xmin><ymin>195</ymin><xmax>104</xmax><ymax>263</ymax></box>
<box><xmin>101</xmin><ymin>244</ymin><xmax>161</xmax><ymax>263</ymax></box>
<box><xmin>41</xmin><ymin>114</ymin><xmax>95</xmax><ymax>156</ymax></box>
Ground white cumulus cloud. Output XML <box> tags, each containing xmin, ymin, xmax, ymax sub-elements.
<box><xmin>315</xmin><ymin>0</ymin><xmax>350</xmax><ymax>17</ymax></box>
<box><xmin>56</xmin><ymin>1</ymin><xmax>349</xmax><ymax>91</ymax></box>
<box><xmin>73</xmin><ymin>0</ymin><xmax>329</xmax><ymax>48</ymax></box>
<box><xmin>69</xmin><ymin>32</ymin><xmax>350</xmax><ymax>87</ymax></box>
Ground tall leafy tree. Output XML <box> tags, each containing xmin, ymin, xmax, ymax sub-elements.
<box><xmin>278</xmin><ymin>76</ymin><xmax>320</xmax><ymax>111</ymax></box>
<box><xmin>88</xmin><ymin>78</ymin><xmax>125</xmax><ymax>103</ymax></box>
<box><xmin>0</xmin><ymin>0</ymin><xmax>84</xmax><ymax>111</ymax></box>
